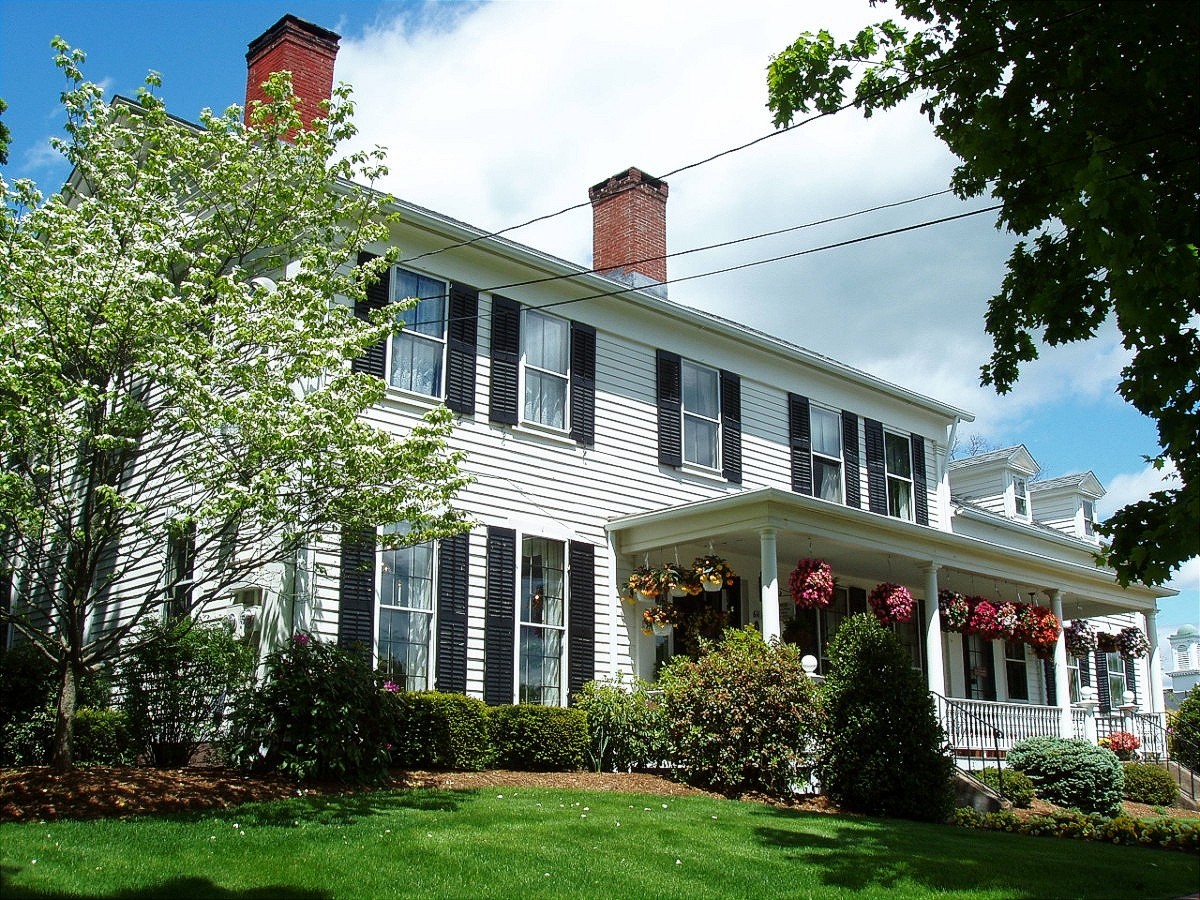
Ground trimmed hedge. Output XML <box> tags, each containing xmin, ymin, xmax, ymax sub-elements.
<box><xmin>974</xmin><ymin>766</ymin><xmax>1035</xmax><ymax>808</ymax></box>
<box><xmin>388</xmin><ymin>691</ymin><xmax>493</xmax><ymax>771</ymax></box>
<box><xmin>1007</xmin><ymin>736</ymin><xmax>1124</xmax><ymax>817</ymax></box>
<box><xmin>488</xmin><ymin>704</ymin><xmax>588</xmax><ymax>771</ymax></box>
<box><xmin>1123</xmin><ymin>761</ymin><xmax>1180</xmax><ymax>806</ymax></box>
<box><xmin>953</xmin><ymin>807</ymin><xmax>1199</xmax><ymax>854</ymax></box>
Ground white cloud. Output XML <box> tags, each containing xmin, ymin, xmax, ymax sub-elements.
<box><xmin>1101</xmin><ymin>460</ymin><xmax>1181</xmax><ymax>518</ymax></box>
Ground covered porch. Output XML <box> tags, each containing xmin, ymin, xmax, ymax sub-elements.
<box><xmin>607</xmin><ymin>487</ymin><xmax>1169</xmax><ymax>756</ymax></box>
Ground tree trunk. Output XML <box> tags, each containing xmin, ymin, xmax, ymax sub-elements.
<box><xmin>49</xmin><ymin>663</ymin><xmax>77</xmax><ymax>771</ymax></box>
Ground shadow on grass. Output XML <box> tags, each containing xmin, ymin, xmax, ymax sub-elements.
<box><xmin>163</xmin><ymin>787</ymin><xmax>473</xmax><ymax>829</ymax></box>
<box><xmin>748</xmin><ymin>805</ymin><xmax>1196</xmax><ymax>900</ymax></box>
<box><xmin>0</xmin><ymin>869</ymin><xmax>328</xmax><ymax>900</ymax></box>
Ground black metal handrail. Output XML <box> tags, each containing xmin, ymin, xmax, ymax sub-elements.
<box><xmin>1128</xmin><ymin>714</ymin><xmax>1200</xmax><ymax>804</ymax></box>
<box><xmin>932</xmin><ymin>692</ymin><xmax>1011</xmax><ymax>793</ymax></box>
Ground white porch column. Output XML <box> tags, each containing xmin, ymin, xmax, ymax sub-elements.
<box><xmin>1050</xmin><ymin>590</ymin><xmax>1073</xmax><ymax>739</ymax></box>
<box><xmin>921</xmin><ymin>563</ymin><xmax>946</xmax><ymax>696</ymax></box>
<box><xmin>758</xmin><ymin>527</ymin><xmax>781</xmax><ymax>641</ymax></box>
<box><xmin>1145</xmin><ymin>608</ymin><xmax>1163</xmax><ymax>716</ymax></box>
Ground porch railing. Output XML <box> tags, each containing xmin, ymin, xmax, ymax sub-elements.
<box><xmin>935</xmin><ymin>696</ymin><xmax>1063</xmax><ymax>755</ymax></box>
<box><xmin>1095</xmin><ymin>712</ymin><xmax>1169</xmax><ymax>760</ymax></box>
<box><xmin>933</xmin><ymin>693</ymin><xmax>1004</xmax><ymax>772</ymax></box>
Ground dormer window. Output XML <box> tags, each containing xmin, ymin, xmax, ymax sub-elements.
<box><xmin>1082</xmin><ymin>500</ymin><xmax>1095</xmax><ymax>536</ymax></box>
<box><xmin>1013</xmin><ymin>477</ymin><xmax>1029</xmax><ymax>519</ymax></box>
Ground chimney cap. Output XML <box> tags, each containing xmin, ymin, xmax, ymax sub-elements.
<box><xmin>246</xmin><ymin>14</ymin><xmax>340</xmax><ymax>61</ymax></box>
<box><xmin>588</xmin><ymin>166</ymin><xmax>667</xmax><ymax>201</ymax></box>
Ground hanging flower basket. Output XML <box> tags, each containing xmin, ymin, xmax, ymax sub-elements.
<box><xmin>788</xmin><ymin>558</ymin><xmax>834</xmax><ymax>609</ymax></box>
<box><xmin>995</xmin><ymin>602</ymin><xmax>1021</xmax><ymax>641</ymax></box>
<box><xmin>1117</xmin><ymin>626</ymin><xmax>1151</xmax><ymax>660</ymax></box>
<box><xmin>1097</xmin><ymin>631</ymin><xmax>1119</xmax><ymax>654</ymax></box>
<box><xmin>868</xmin><ymin>582</ymin><xmax>915</xmax><ymax>625</ymax></box>
<box><xmin>641</xmin><ymin>605</ymin><xmax>678</xmax><ymax>636</ymax></box>
<box><xmin>627</xmin><ymin>565</ymin><xmax>662</xmax><ymax>602</ymax></box>
<box><xmin>659</xmin><ymin>563</ymin><xmax>697</xmax><ymax>598</ymax></box>
<box><xmin>1063</xmin><ymin>619</ymin><xmax>1097</xmax><ymax>658</ymax></box>
<box><xmin>938</xmin><ymin>590</ymin><xmax>970</xmax><ymax>632</ymax></box>
<box><xmin>692</xmin><ymin>555</ymin><xmax>735</xmax><ymax>592</ymax></box>
<box><xmin>967</xmin><ymin>599</ymin><xmax>1002</xmax><ymax>640</ymax></box>
<box><xmin>1021</xmin><ymin>605</ymin><xmax>1061</xmax><ymax>655</ymax></box>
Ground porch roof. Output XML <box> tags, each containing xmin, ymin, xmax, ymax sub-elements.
<box><xmin>606</xmin><ymin>487</ymin><xmax>1172</xmax><ymax>617</ymax></box>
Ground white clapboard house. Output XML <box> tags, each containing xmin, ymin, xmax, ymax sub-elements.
<box><xmin>90</xmin><ymin>16</ymin><xmax>1184</xmax><ymax>759</ymax></box>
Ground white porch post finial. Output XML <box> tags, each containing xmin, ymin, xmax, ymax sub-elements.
<box><xmin>758</xmin><ymin>527</ymin><xmax>781</xmax><ymax>641</ymax></box>
<box><xmin>921</xmin><ymin>563</ymin><xmax>945</xmax><ymax>696</ymax></box>
<box><xmin>1049</xmin><ymin>589</ymin><xmax>1073</xmax><ymax>739</ymax></box>
<box><xmin>1145</xmin><ymin>608</ymin><xmax>1163</xmax><ymax>717</ymax></box>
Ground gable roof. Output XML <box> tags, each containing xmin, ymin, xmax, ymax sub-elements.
<box><xmin>948</xmin><ymin>444</ymin><xmax>1039</xmax><ymax>475</ymax></box>
<box><xmin>1028</xmin><ymin>471</ymin><xmax>1105</xmax><ymax>498</ymax></box>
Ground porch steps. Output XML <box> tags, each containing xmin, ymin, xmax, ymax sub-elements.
<box><xmin>1162</xmin><ymin>760</ymin><xmax>1200</xmax><ymax>811</ymax></box>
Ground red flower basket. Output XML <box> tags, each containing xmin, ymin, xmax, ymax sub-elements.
<box><xmin>967</xmin><ymin>599</ymin><xmax>1001</xmax><ymax>640</ymax></box>
<box><xmin>788</xmin><ymin>558</ymin><xmax>834</xmax><ymax>609</ymax></box>
<box><xmin>868</xmin><ymin>582</ymin><xmax>915</xmax><ymax>625</ymax></box>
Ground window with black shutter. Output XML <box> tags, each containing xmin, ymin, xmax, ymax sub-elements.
<box><xmin>484</xmin><ymin>527</ymin><xmax>517</xmax><ymax>704</ymax></box>
<box><xmin>353</xmin><ymin>252</ymin><xmax>389</xmax><ymax>380</ymax></box>
<box><xmin>567</xmin><ymin>541</ymin><xmax>596</xmax><ymax>703</ymax></box>
<box><xmin>788</xmin><ymin>394</ymin><xmax>813</xmax><ymax>495</ymax></box>
<box><xmin>435</xmin><ymin>533</ymin><xmax>470</xmax><ymax>693</ymax></box>
<box><xmin>338</xmin><ymin>526</ymin><xmax>376</xmax><ymax>653</ymax></box>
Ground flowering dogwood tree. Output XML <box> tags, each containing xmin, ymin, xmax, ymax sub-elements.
<box><xmin>0</xmin><ymin>42</ymin><xmax>471</xmax><ymax>768</ymax></box>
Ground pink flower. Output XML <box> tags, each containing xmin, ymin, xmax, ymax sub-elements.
<box><xmin>383</xmin><ymin>680</ymin><xmax>400</xmax><ymax>693</ymax></box>
<box><xmin>292</xmin><ymin>633</ymin><xmax>311</xmax><ymax>645</ymax></box>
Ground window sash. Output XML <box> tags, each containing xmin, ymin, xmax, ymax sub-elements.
<box><xmin>522</xmin><ymin>311</ymin><xmax>570</xmax><ymax>429</ymax></box>
<box><xmin>519</xmin><ymin>537</ymin><xmax>566</xmax><ymax>706</ymax></box>
<box><xmin>377</xmin><ymin>540</ymin><xmax>436</xmax><ymax>691</ymax></box>
<box><xmin>884</xmin><ymin>431</ymin><xmax>913</xmax><ymax>520</ymax></box>
<box><xmin>1067</xmin><ymin>658</ymin><xmax>1081</xmax><ymax>703</ymax></box>
<box><xmin>1083</xmin><ymin>501</ymin><xmax>1095</xmax><ymax>536</ymax></box>
<box><xmin>1107</xmin><ymin>651</ymin><xmax>1127</xmax><ymax>704</ymax></box>
<box><xmin>1014</xmin><ymin>478</ymin><xmax>1028</xmax><ymax>517</ymax></box>
<box><xmin>389</xmin><ymin>268</ymin><xmax>447</xmax><ymax>396</ymax></box>
<box><xmin>1005</xmin><ymin>640</ymin><xmax>1029</xmax><ymax>701</ymax></box>
<box><xmin>681</xmin><ymin>360</ymin><xmax>720</xmax><ymax>468</ymax></box>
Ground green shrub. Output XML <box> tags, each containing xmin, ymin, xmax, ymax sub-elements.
<box><xmin>574</xmin><ymin>675</ymin><xmax>668</xmax><ymax>772</ymax></box>
<box><xmin>1173</xmin><ymin>685</ymin><xmax>1200</xmax><ymax>771</ymax></box>
<box><xmin>73</xmin><ymin>708</ymin><xmax>134</xmax><ymax>765</ymax></box>
<box><xmin>1007</xmin><ymin>736</ymin><xmax>1124</xmax><ymax>817</ymax></box>
<box><xmin>225</xmin><ymin>633</ymin><xmax>392</xmax><ymax>783</ymax></box>
<box><xmin>488</xmin><ymin>704</ymin><xmax>588</xmax><ymax>771</ymax></box>
<box><xmin>0</xmin><ymin>643</ymin><xmax>57</xmax><ymax>765</ymax></box>
<box><xmin>658</xmin><ymin>626</ymin><xmax>820</xmax><ymax>797</ymax></box>
<box><xmin>388</xmin><ymin>691</ymin><xmax>493</xmax><ymax>771</ymax></box>
<box><xmin>1123</xmin><ymin>761</ymin><xmax>1179</xmax><ymax>806</ymax></box>
<box><xmin>818</xmin><ymin>614</ymin><xmax>954</xmax><ymax>821</ymax></box>
<box><xmin>953</xmin><ymin>806</ymin><xmax>1199</xmax><ymax>854</ymax></box>
<box><xmin>974</xmin><ymin>766</ymin><xmax>1035</xmax><ymax>808</ymax></box>
<box><xmin>120</xmin><ymin>617</ymin><xmax>255</xmax><ymax>767</ymax></box>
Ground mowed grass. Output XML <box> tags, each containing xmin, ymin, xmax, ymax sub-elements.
<box><xmin>1</xmin><ymin>787</ymin><xmax>1195</xmax><ymax>899</ymax></box>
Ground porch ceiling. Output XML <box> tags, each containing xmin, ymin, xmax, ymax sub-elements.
<box><xmin>606</xmin><ymin>487</ymin><xmax>1169</xmax><ymax>617</ymax></box>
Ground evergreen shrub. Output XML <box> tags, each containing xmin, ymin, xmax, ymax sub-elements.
<box><xmin>388</xmin><ymin>691</ymin><xmax>493</xmax><ymax>771</ymax></box>
<box><xmin>658</xmin><ymin>626</ymin><xmax>820</xmax><ymax>797</ymax></box>
<box><xmin>818</xmin><ymin>613</ymin><xmax>954</xmax><ymax>821</ymax></box>
<box><xmin>975</xmin><ymin>766</ymin><xmax>1035</xmax><ymax>808</ymax></box>
<box><xmin>1122</xmin><ymin>761</ymin><xmax>1180</xmax><ymax>806</ymax></box>
<box><xmin>1007</xmin><ymin>736</ymin><xmax>1124</xmax><ymax>817</ymax></box>
<box><xmin>73</xmin><ymin>708</ymin><xmax>134</xmax><ymax>764</ymax></box>
<box><xmin>0</xmin><ymin>643</ymin><xmax>57</xmax><ymax>765</ymax></box>
<box><xmin>1172</xmin><ymin>685</ymin><xmax>1200</xmax><ymax>771</ymax></box>
<box><xmin>488</xmin><ymin>704</ymin><xmax>588</xmax><ymax>771</ymax></box>
<box><xmin>574</xmin><ymin>675</ymin><xmax>668</xmax><ymax>772</ymax></box>
<box><xmin>225</xmin><ymin>633</ymin><xmax>392</xmax><ymax>783</ymax></box>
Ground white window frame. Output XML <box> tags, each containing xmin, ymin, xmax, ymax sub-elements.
<box><xmin>520</xmin><ymin>309</ymin><xmax>571</xmax><ymax>431</ymax></box>
<box><xmin>1066</xmin><ymin>655</ymin><xmax>1081</xmax><ymax>704</ymax></box>
<box><xmin>518</xmin><ymin>536</ymin><xmax>567</xmax><ymax>706</ymax></box>
<box><xmin>1082</xmin><ymin>500</ymin><xmax>1095</xmax><ymax>536</ymax></box>
<box><xmin>1013</xmin><ymin>476</ymin><xmax>1029</xmax><ymax>519</ymax></box>
<box><xmin>376</xmin><ymin>538</ymin><xmax>437</xmax><ymax>691</ymax></box>
<box><xmin>681</xmin><ymin>359</ymin><xmax>721</xmax><ymax>470</ymax></box>
<box><xmin>810</xmin><ymin>404</ymin><xmax>844</xmax><ymax>504</ymax></box>
<box><xmin>1107</xmin><ymin>651</ymin><xmax>1128</xmax><ymax>707</ymax></box>
<box><xmin>1004</xmin><ymin>639</ymin><xmax>1029</xmax><ymax>702</ymax></box>
<box><xmin>884</xmin><ymin>430</ymin><xmax>914</xmax><ymax>521</ymax></box>
<box><xmin>388</xmin><ymin>266</ymin><xmax>448</xmax><ymax>399</ymax></box>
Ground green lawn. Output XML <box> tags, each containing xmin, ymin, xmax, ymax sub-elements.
<box><xmin>1</xmin><ymin>788</ymin><xmax>1195</xmax><ymax>899</ymax></box>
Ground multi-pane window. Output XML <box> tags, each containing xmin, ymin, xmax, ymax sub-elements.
<box><xmin>378</xmin><ymin>541</ymin><xmax>435</xmax><ymax>690</ymax></box>
<box><xmin>165</xmin><ymin>521</ymin><xmax>196</xmax><ymax>619</ymax></box>
<box><xmin>523</xmin><ymin>311</ymin><xmax>569</xmax><ymax>429</ymax></box>
<box><xmin>1013</xmin><ymin>477</ymin><xmax>1029</xmax><ymax>518</ymax></box>
<box><xmin>811</xmin><ymin>406</ymin><xmax>843</xmax><ymax>503</ymax></box>
<box><xmin>1082</xmin><ymin>500</ymin><xmax>1095</xmax><ymax>536</ymax></box>
<box><xmin>1107</xmin><ymin>651</ymin><xmax>1128</xmax><ymax>706</ymax></box>
<box><xmin>519</xmin><ymin>537</ymin><xmax>565</xmax><ymax>705</ymax></box>
<box><xmin>1067</xmin><ymin>656</ymin><xmax>1081</xmax><ymax>704</ymax></box>
<box><xmin>681</xmin><ymin>360</ymin><xmax>720</xmax><ymax>469</ymax></box>
<box><xmin>1005</xmin><ymin>640</ymin><xmax>1029</xmax><ymax>701</ymax></box>
<box><xmin>884</xmin><ymin>431</ymin><xmax>913</xmax><ymax>520</ymax></box>
<box><xmin>390</xmin><ymin>268</ymin><xmax>447</xmax><ymax>397</ymax></box>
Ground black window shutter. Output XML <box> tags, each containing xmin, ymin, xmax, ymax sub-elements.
<box><xmin>864</xmin><ymin>418</ymin><xmax>887</xmax><ymax>515</ymax></box>
<box><xmin>567</xmin><ymin>541</ymin><xmax>596</xmax><ymax>703</ymax></box>
<box><xmin>489</xmin><ymin>295</ymin><xmax>521</xmax><ymax>425</ymax></box>
<box><xmin>484</xmin><ymin>526</ymin><xmax>517</xmax><ymax>705</ymax></box>
<box><xmin>1095</xmin><ymin>650</ymin><xmax>1112</xmax><ymax>713</ymax></box>
<box><xmin>435</xmin><ymin>532</ymin><xmax>470</xmax><ymax>694</ymax></box>
<box><xmin>656</xmin><ymin>350</ymin><xmax>682</xmax><ymax>467</ymax></box>
<box><xmin>446</xmin><ymin>283</ymin><xmax>479</xmax><ymax>415</ymax></box>
<box><xmin>720</xmin><ymin>370</ymin><xmax>742</xmax><ymax>484</ymax></box>
<box><xmin>569</xmin><ymin>322</ymin><xmax>597</xmax><ymax>446</ymax></box>
<box><xmin>788</xmin><ymin>394</ymin><xmax>813</xmax><ymax>495</ymax></box>
<box><xmin>842</xmin><ymin>411</ymin><xmax>861</xmax><ymax>509</ymax></box>
<box><xmin>1044</xmin><ymin>659</ymin><xmax>1057</xmax><ymax>706</ymax></box>
<box><xmin>354</xmin><ymin>252</ymin><xmax>389</xmax><ymax>380</ymax></box>
<box><xmin>1080</xmin><ymin>652</ymin><xmax>1092</xmax><ymax>686</ymax></box>
<box><xmin>911</xmin><ymin>434</ymin><xmax>930</xmax><ymax>526</ymax></box>
<box><xmin>1124</xmin><ymin>656</ymin><xmax>1138</xmax><ymax>703</ymax></box>
<box><xmin>337</xmin><ymin>526</ymin><xmax>375</xmax><ymax>654</ymax></box>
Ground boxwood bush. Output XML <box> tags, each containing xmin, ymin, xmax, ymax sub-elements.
<box><xmin>1007</xmin><ymin>736</ymin><xmax>1124</xmax><ymax>817</ymax></box>
<box><xmin>1122</xmin><ymin>761</ymin><xmax>1180</xmax><ymax>806</ymax></box>
<box><xmin>488</xmin><ymin>704</ymin><xmax>588</xmax><ymax>771</ymax></box>
<box><xmin>388</xmin><ymin>691</ymin><xmax>493</xmax><ymax>771</ymax></box>
<box><xmin>574</xmin><ymin>675</ymin><xmax>668</xmax><ymax>772</ymax></box>
<box><xmin>658</xmin><ymin>627</ymin><xmax>820</xmax><ymax>797</ymax></box>
<box><xmin>974</xmin><ymin>766</ymin><xmax>1035</xmax><ymax>808</ymax></box>
<box><xmin>818</xmin><ymin>614</ymin><xmax>954</xmax><ymax>821</ymax></box>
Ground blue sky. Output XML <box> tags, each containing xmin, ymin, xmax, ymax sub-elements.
<box><xmin>2</xmin><ymin>1</ymin><xmax>1194</xmax><ymax>645</ymax></box>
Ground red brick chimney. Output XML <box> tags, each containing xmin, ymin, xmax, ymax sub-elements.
<box><xmin>245</xmin><ymin>14</ymin><xmax>340</xmax><ymax>131</ymax></box>
<box><xmin>589</xmin><ymin>167</ymin><xmax>669</xmax><ymax>286</ymax></box>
